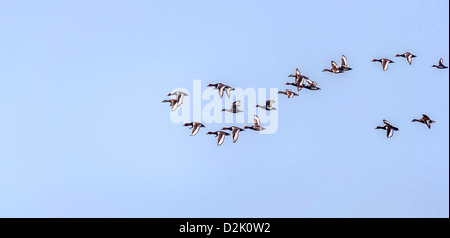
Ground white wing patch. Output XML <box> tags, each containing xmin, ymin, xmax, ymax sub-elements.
<box><xmin>217</xmin><ymin>133</ymin><xmax>225</xmax><ymax>146</ymax></box>
<box><xmin>254</xmin><ymin>115</ymin><xmax>261</xmax><ymax>126</ymax></box>
<box><xmin>387</xmin><ymin>128</ymin><xmax>394</xmax><ymax>138</ymax></box>
<box><xmin>191</xmin><ymin>124</ymin><xmax>201</xmax><ymax>136</ymax></box>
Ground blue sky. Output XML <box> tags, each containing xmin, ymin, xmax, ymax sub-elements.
<box><xmin>0</xmin><ymin>0</ymin><xmax>448</xmax><ymax>217</ymax></box>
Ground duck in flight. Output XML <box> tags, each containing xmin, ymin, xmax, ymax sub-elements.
<box><xmin>256</xmin><ymin>100</ymin><xmax>277</xmax><ymax>110</ymax></box>
<box><xmin>222</xmin><ymin>126</ymin><xmax>245</xmax><ymax>143</ymax></box>
<box><xmin>323</xmin><ymin>61</ymin><xmax>344</xmax><ymax>74</ymax></box>
<box><xmin>207</xmin><ymin>83</ymin><xmax>235</xmax><ymax>98</ymax></box>
<box><xmin>243</xmin><ymin>115</ymin><xmax>266</xmax><ymax>131</ymax></box>
<box><xmin>432</xmin><ymin>58</ymin><xmax>448</xmax><ymax>69</ymax></box>
<box><xmin>162</xmin><ymin>99</ymin><xmax>179</xmax><ymax>112</ymax></box>
<box><xmin>395</xmin><ymin>52</ymin><xmax>417</xmax><ymax>65</ymax></box>
<box><xmin>372</xmin><ymin>58</ymin><xmax>395</xmax><ymax>71</ymax></box>
<box><xmin>167</xmin><ymin>91</ymin><xmax>189</xmax><ymax>107</ymax></box>
<box><xmin>222</xmin><ymin>100</ymin><xmax>244</xmax><ymax>113</ymax></box>
<box><xmin>412</xmin><ymin>114</ymin><xmax>435</xmax><ymax>129</ymax></box>
<box><xmin>278</xmin><ymin>89</ymin><xmax>299</xmax><ymax>98</ymax></box>
<box><xmin>206</xmin><ymin>131</ymin><xmax>230</xmax><ymax>146</ymax></box>
<box><xmin>375</xmin><ymin>120</ymin><xmax>399</xmax><ymax>138</ymax></box>
<box><xmin>183</xmin><ymin>122</ymin><xmax>206</xmax><ymax>136</ymax></box>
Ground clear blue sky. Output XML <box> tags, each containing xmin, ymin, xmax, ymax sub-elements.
<box><xmin>0</xmin><ymin>0</ymin><xmax>448</xmax><ymax>218</ymax></box>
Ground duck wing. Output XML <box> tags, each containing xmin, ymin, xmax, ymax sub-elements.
<box><xmin>254</xmin><ymin>115</ymin><xmax>261</xmax><ymax>126</ymax></box>
<box><xmin>341</xmin><ymin>55</ymin><xmax>348</xmax><ymax>67</ymax></box>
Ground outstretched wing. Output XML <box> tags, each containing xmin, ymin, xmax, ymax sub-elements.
<box><xmin>439</xmin><ymin>58</ymin><xmax>444</xmax><ymax>66</ymax></box>
<box><xmin>266</xmin><ymin>100</ymin><xmax>275</xmax><ymax>108</ymax></box>
<box><xmin>254</xmin><ymin>115</ymin><xmax>261</xmax><ymax>126</ymax></box>
<box><xmin>296</xmin><ymin>68</ymin><xmax>301</xmax><ymax>76</ymax></box>
<box><xmin>383</xmin><ymin>120</ymin><xmax>392</xmax><ymax>126</ymax></box>
<box><xmin>387</xmin><ymin>127</ymin><xmax>394</xmax><ymax>138</ymax></box>
<box><xmin>232</xmin><ymin>128</ymin><xmax>241</xmax><ymax>143</ymax></box>
<box><xmin>191</xmin><ymin>123</ymin><xmax>201</xmax><ymax>136</ymax></box>
<box><xmin>331</xmin><ymin>61</ymin><xmax>339</xmax><ymax>70</ymax></box>
<box><xmin>232</xmin><ymin>100</ymin><xmax>241</xmax><ymax>107</ymax></box>
<box><xmin>218</xmin><ymin>86</ymin><xmax>224</xmax><ymax>98</ymax></box>
<box><xmin>341</xmin><ymin>55</ymin><xmax>348</xmax><ymax>67</ymax></box>
<box><xmin>422</xmin><ymin>114</ymin><xmax>430</xmax><ymax>121</ymax></box>
<box><xmin>406</xmin><ymin>54</ymin><xmax>412</xmax><ymax>65</ymax></box>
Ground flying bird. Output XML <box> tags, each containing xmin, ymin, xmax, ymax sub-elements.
<box><xmin>207</xmin><ymin>83</ymin><xmax>235</xmax><ymax>98</ymax></box>
<box><xmin>222</xmin><ymin>126</ymin><xmax>245</xmax><ymax>143</ymax></box>
<box><xmin>432</xmin><ymin>58</ymin><xmax>448</xmax><ymax>69</ymax></box>
<box><xmin>412</xmin><ymin>114</ymin><xmax>435</xmax><ymax>129</ymax></box>
<box><xmin>162</xmin><ymin>99</ymin><xmax>179</xmax><ymax>112</ymax></box>
<box><xmin>183</xmin><ymin>122</ymin><xmax>205</xmax><ymax>136</ymax></box>
<box><xmin>278</xmin><ymin>89</ymin><xmax>299</xmax><ymax>98</ymax></box>
<box><xmin>243</xmin><ymin>115</ymin><xmax>266</xmax><ymax>131</ymax></box>
<box><xmin>372</xmin><ymin>58</ymin><xmax>395</xmax><ymax>71</ymax></box>
<box><xmin>375</xmin><ymin>120</ymin><xmax>399</xmax><ymax>138</ymax></box>
<box><xmin>256</xmin><ymin>100</ymin><xmax>277</xmax><ymax>110</ymax></box>
<box><xmin>395</xmin><ymin>52</ymin><xmax>417</xmax><ymax>65</ymax></box>
<box><xmin>167</xmin><ymin>91</ymin><xmax>189</xmax><ymax>106</ymax></box>
<box><xmin>222</xmin><ymin>100</ymin><xmax>244</xmax><ymax>113</ymax></box>
<box><xmin>206</xmin><ymin>131</ymin><xmax>230</xmax><ymax>146</ymax></box>
<box><xmin>323</xmin><ymin>61</ymin><xmax>344</xmax><ymax>74</ymax></box>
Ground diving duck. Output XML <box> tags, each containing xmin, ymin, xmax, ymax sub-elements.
<box><xmin>432</xmin><ymin>58</ymin><xmax>448</xmax><ymax>69</ymax></box>
<box><xmin>207</xmin><ymin>83</ymin><xmax>235</xmax><ymax>98</ymax></box>
<box><xmin>243</xmin><ymin>115</ymin><xmax>266</xmax><ymax>131</ymax></box>
<box><xmin>395</xmin><ymin>52</ymin><xmax>417</xmax><ymax>65</ymax></box>
<box><xmin>339</xmin><ymin>55</ymin><xmax>353</xmax><ymax>71</ymax></box>
<box><xmin>412</xmin><ymin>114</ymin><xmax>435</xmax><ymax>129</ymax></box>
<box><xmin>222</xmin><ymin>126</ymin><xmax>245</xmax><ymax>143</ymax></box>
<box><xmin>371</xmin><ymin>58</ymin><xmax>394</xmax><ymax>71</ymax></box>
<box><xmin>256</xmin><ymin>100</ymin><xmax>277</xmax><ymax>110</ymax></box>
<box><xmin>278</xmin><ymin>89</ymin><xmax>299</xmax><ymax>98</ymax></box>
<box><xmin>206</xmin><ymin>131</ymin><xmax>230</xmax><ymax>146</ymax></box>
<box><xmin>323</xmin><ymin>61</ymin><xmax>344</xmax><ymax>74</ymax></box>
<box><xmin>288</xmin><ymin>68</ymin><xmax>309</xmax><ymax>81</ymax></box>
<box><xmin>162</xmin><ymin>99</ymin><xmax>179</xmax><ymax>112</ymax></box>
<box><xmin>183</xmin><ymin>122</ymin><xmax>206</xmax><ymax>136</ymax></box>
<box><xmin>222</xmin><ymin>100</ymin><xmax>243</xmax><ymax>113</ymax></box>
<box><xmin>304</xmin><ymin>79</ymin><xmax>321</xmax><ymax>90</ymax></box>
<box><xmin>375</xmin><ymin>120</ymin><xmax>399</xmax><ymax>138</ymax></box>
<box><xmin>167</xmin><ymin>91</ymin><xmax>189</xmax><ymax>106</ymax></box>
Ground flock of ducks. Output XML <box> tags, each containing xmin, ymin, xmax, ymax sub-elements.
<box><xmin>163</xmin><ymin>54</ymin><xmax>447</xmax><ymax>145</ymax></box>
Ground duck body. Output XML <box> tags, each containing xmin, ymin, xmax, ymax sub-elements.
<box><xmin>256</xmin><ymin>100</ymin><xmax>277</xmax><ymax>110</ymax></box>
<box><xmin>207</xmin><ymin>83</ymin><xmax>235</xmax><ymax>98</ymax></box>
<box><xmin>432</xmin><ymin>58</ymin><xmax>448</xmax><ymax>69</ymax></box>
<box><xmin>278</xmin><ymin>89</ymin><xmax>299</xmax><ymax>98</ymax></box>
<box><xmin>206</xmin><ymin>131</ymin><xmax>230</xmax><ymax>146</ymax></box>
<box><xmin>372</xmin><ymin>58</ymin><xmax>394</xmax><ymax>71</ymax></box>
<box><xmin>183</xmin><ymin>122</ymin><xmax>205</xmax><ymax>136</ymax></box>
<box><xmin>395</xmin><ymin>52</ymin><xmax>417</xmax><ymax>65</ymax></box>
<box><xmin>222</xmin><ymin>100</ymin><xmax>244</xmax><ymax>113</ymax></box>
<box><xmin>323</xmin><ymin>61</ymin><xmax>344</xmax><ymax>74</ymax></box>
<box><xmin>243</xmin><ymin>115</ymin><xmax>266</xmax><ymax>131</ymax></box>
<box><xmin>222</xmin><ymin>126</ymin><xmax>245</xmax><ymax>143</ymax></box>
<box><xmin>167</xmin><ymin>91</ymin><xmax>189</xmax><ymax>106</ymax></box>
<box><xmin>375</xmin><ymin>120</ymin><xmax>399</xmax><ymax>138</ymax></box>
<box><xmin>412</xmin><ymin>114</ymin><xmax>435</xmax><ymax>129</ymax></box>
<box><xmin>162</xmin><ymin>99</ymin><xmax>179</xmax><ymax>111</ymax></box>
